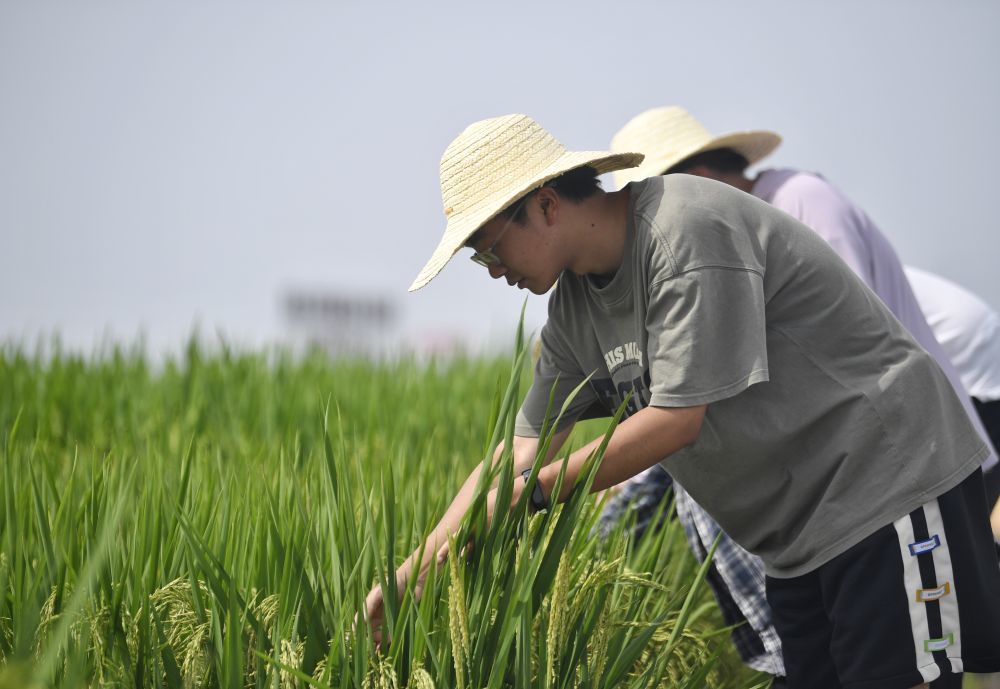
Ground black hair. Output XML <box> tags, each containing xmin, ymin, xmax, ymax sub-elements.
<box><xmin>665</xmin><ymin>148</ymin><xmax>749</xmax><ymax>175</ymax></box>
<box><xmin>499</xmin><ymin>165</ymin><xmax>602</xmax><ymax>225</ymax></box>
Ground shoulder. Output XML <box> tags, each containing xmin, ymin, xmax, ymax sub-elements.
<box><xmin>629</xmin><ymin>176</ymin><xmax>767</xmax><ymax>278</ymax></box>
<box><xmin>767</xmin><ymin>170</ymin><xmax>847</xmax><ymax>208</ymax></box>
<box><xmin>634</xmin><ymin>174</ymin><xmax>764</xmax><ymax>235</ymax></box>
<box><xmin>763</xmin><ymin>170</ymin><xmax>867</xmax><ymax>237</ymax></box>
<box><xmin>633</xmin><ymin>173</ymin><xmax>743</xmax><ymax>206</ymax></box>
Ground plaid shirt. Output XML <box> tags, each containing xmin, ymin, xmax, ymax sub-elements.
<box><xmin>597</xmin><ymin>467</ymin><xmax>786</xmax><ymax>677</ymax></box>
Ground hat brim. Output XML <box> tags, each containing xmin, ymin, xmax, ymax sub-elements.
<box><xmin>613</xmin><ymin>130</ymin><xmax>781</xmax><ymax>189</ymax></box>
<box><xmin>409</xmin><ymin>150</ymin><xmax>644</xmax><ymax>291</ymax></box>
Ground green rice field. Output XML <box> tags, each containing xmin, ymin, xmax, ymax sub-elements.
<box><xmin>0</xmin><ymin>330</ymin><xmax>769</xmax><ymax>688</ymax></box>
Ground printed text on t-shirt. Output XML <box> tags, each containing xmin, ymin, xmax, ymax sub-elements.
<box><xmin>603</xmin><ymin>342</ymin><xmax>644</xmax><ymax>372</ymax></box>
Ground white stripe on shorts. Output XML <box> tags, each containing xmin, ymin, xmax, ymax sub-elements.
<box><xmin>894</xmin><ymin>511</ymin><xmax>940</xmax><ymax>683</ymax></box>
<box><xmin>893</xmin><ymin>499</ymin><xmax>964</xmax><ymax>683</ymax></box>
<box><xmin>922</xmin><ymin>500</ymin><xmax>963</xmax><ymax>674</ymax></box>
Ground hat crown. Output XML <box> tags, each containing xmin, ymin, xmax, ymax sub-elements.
<box><xmin>439</xmin><ymin>114</ymin><xmax>566</xmax><ymax>218</ymax></box>
<box><xmin>611</xmin><ymin>106</ymin><xmax>712</xmax><ymax>163</ymax></box>
<box><xmin>609</xmin><ymin>106</ymin><xmax>781</xmax><ymax>190</ymax></box>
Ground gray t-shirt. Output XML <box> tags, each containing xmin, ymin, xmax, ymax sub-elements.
<box><xmin>515</xmin><ymin>175</ymin><xmax>986</xmax><ymax>578</ymax></box>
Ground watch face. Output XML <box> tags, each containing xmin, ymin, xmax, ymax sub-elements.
<box><xmin>521</xmin><ymin>468</ymin><xmax>546</xmax><ymax>512</ymax></box>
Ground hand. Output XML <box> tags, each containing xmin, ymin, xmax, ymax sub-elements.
<box><xmin>362</xmin><ymin>542</ymin><xmax>450</xmax><ymax>649</ymax></box>
<box><xmin>363</xmin><ymin>582</ymin><xmax>388</xmax><ymax>649</ymax></box>
<box><xmin>361</xmin><ymin>474</ymin><xmax>528</xmax><ymax>648</ymax></box>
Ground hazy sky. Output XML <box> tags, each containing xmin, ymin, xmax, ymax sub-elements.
<box><xmin>2</xmin><ymin>0</ymin><xmax>998</xmax><ymax>356</ymax></box>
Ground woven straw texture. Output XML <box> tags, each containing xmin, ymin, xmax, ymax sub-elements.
<box><xmin>410</xmin><ymin>114</ymin><xmax>643</xmax><ymax>291</ymax></box>
<box><xmin>610</xmin><ymin>106</ymin><xmax>781</xmax><ymax>190</ymax></box>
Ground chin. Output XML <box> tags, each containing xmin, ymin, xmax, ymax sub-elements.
<box><xmin>530</xmin><ymin>279</ymin><xmax>558</xmax><ymax>295</ymax></box>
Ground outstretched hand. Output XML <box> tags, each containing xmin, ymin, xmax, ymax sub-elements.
<box><xmin>362</xmin><ymin>541</ymin><xmax>451</xmax><ymax>649</ymax></box>
<box><xmin>361</xmin><ymin>478</ymin><xmax>523</xmax><ymax>649</ymax></box>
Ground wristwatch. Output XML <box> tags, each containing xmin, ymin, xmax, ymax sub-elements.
<box><xmin>520</xmin><ymin>468</ymin><xmax>549</xmax><ymax>513</ymax></box>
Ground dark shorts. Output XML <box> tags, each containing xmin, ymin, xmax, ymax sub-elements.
<box><xmin>974</xmin><ymin>398</ymin><xmax>1000</xmax><ymax>508</ymax></box>
<box><xmin>765</xmin><ymin>469</ymin><xmax>1000</xmax><ymax>689</ymax></box>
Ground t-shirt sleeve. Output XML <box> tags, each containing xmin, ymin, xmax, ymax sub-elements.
<box><xmin>645</xmin><ymin>267</ymin><xmax>769</xmax><ymax>407</ymax></box>
<box><xmin>770</xmin><ymin>175</ymin><xmax>876</xmax><ymax>288</ymax></box>
<box><xmin>514</xmin><ymin>322</ymin><xmax>598</xmax><ymax>437</ymax></box>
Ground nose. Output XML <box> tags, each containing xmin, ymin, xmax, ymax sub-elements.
<box><xmin>488</xmin><ymin>263</ymin><xmax>507</xmax><ymax>280</ymax></box>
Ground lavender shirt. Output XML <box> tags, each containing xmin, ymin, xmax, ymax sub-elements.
<box><xmin>753</xmin><ymin>169</ymin><xmax>997</xmax><ymax>471</ymax></box>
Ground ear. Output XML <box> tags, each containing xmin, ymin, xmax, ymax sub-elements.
<box><xmin>536</xmin><ymin>187</ymin><xmax>559</xmax><ymax>226</ymax></box>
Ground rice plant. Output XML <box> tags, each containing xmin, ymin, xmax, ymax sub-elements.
<box><xmin>0</xmin><ymin>333</ymin><xmax>768</xmax><ymax>688</ymax></box>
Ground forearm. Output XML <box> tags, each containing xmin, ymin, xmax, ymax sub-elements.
<box><xmin>398</xmin><ymin>429</ymin><xmax>571</xmax><ymax>581</ymax></box>
<box><xmin>408</xmin><ymin>405</ymin><xmax>701</xmax><ymax>563</ymax></box>
<box><xmin>536</xmin><ymin>405</ymin><xmax>704</xmax><ymax>503</ymax></box>
<box><xmin>397</xmin><ymin>463</ymin><xmax>486</xmax><ymax>581</ymax></box>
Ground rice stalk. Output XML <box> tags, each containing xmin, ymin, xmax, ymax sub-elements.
<box><xmin>586</xmin><ymin>599</ymin><xmax>612</xmax><ymax>685</ymax></box>
<box><xmin>544</xmin><ymin>550</ymin><xmax>572</xmax><ymax>686</ymax></box>
<box><xmin>148</xmin><ymin>578</ymin><xmax>212</xmax><ymax>687</ymax></box>
<box><xmin>362</xmin><ymin>653</ymin><xmax>398</xmax><ymax>689</ymax></box>
<box><xmin>32</xmin><ymin>586</ymin><xmax>117</xmax><ymax>681</ymax></box>
<box><xmin>278</xmin><ymin>638</ymin><xmax>305</xmax><ymax>689</ymax></box>
<box><xmin>406</xmin><ymin>664</ymin><xmax>434</xmax><ymax>689</ymax></box>
<box><xmin>447</xmin><ymin>550</ymin><xmax>469</xmax><ymax>689</ymax></box>
<box><xmin>641</xmin><ymin>621</ymin><xmax>718</xmax><ymax>688</ymax></box>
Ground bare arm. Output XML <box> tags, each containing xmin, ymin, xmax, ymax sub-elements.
<box><xmin>364</xmin><ymin>425</ymin><xmax>573</xmax><ymax>641</ymax></box>
<box><xmin>535</xmin><ymin>405</ymin><xmax>705</xmax><ymax>504</ymax></box>
<box><xmin>365</xmin><ymin>405</ymin><xmax>704</xmax><ymax>641</ymax></box>
<box><xmin>401</xmin><ymin>429</ymin><xmax>573</xmax><ymax>578</ymax></box>
<box><xmin>395</xmin><ymin>404</ymin><xmax>703</xmax><ymax>588</ymax></box>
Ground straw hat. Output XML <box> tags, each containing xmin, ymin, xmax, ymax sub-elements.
<box><xmin>610</xmin><ymin>106</ymin><xmax>781</xmax><ymax>189</ymax></box>
<box><xmin>409</xmin><ymin>114</ymin><xmax>644</xmax><ymax>292</ymax></box>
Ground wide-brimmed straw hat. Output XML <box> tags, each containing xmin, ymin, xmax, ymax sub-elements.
<box><xmin>610</xmin><ymin>106</ymin><xmax>781</xmax><ymax>189</ymax></box>
<box><xmin>409</xmin><ymin>114</ymin><xmax>644</xmax><ymax>292</ymax></box>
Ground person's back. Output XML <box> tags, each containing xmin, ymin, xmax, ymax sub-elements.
<box><xmin>753</xmin><ymin>169</ymin><xmax>998</xmax><ymax>472</ymax></box>
<box><xmin>753</xmin><ymin>169</ymin><xmax>923</xmax><ymax>320</ymax></box>
<box><xmin>904</xmin><ymin>266</ymin><xmax>1000</xmax><ymax>405</ymax></box>
<box><xmin>641</xmin><ymin>176</ymin><xmax>984</xmax><ymax>571</ymax></box>
<box><xmin>905</xmin><ymin>266</ymin><xmax>1000</xmax><ymax>541</ymax></box>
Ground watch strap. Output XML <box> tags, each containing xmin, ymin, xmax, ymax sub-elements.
<box><xmin>520</xmin><ymin>468</ymin><xmax>549</xmax><ymax>513</ymax></box>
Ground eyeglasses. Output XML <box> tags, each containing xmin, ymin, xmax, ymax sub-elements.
<box><xmin>469</xmin><ymin>220</ymin><xmax>514</xmax><ymax>267</ymax></box>
<box><xmin>469</xmin><ymin>195</ymin><xmax>530</xmax><ymax>268</ymax></box>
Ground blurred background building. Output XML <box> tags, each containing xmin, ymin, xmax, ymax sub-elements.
<box><xmin>282</xmin><ymin>289</ymin><xmax>397</xmax><ymax>356</ymax></box>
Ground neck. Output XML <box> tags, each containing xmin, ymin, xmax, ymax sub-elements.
<box><xmin>565</xmin><ymin>188</ymin><xmax>631</xmax><ymax>278</ymax></box>
<box><xmin>725</xmin><ymin>172</ymin><xmax>755</xmax><ymax>194</ymax></box>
